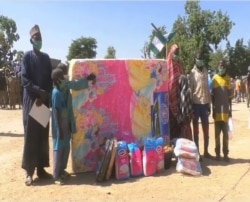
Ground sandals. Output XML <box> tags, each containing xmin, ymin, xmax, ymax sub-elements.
<box><xmin>37</xmin><ymin>168</ymin><xmax>53</xmax><ymax>179</ymax></box>
<box><xmin>54</xmin><ymin>178</ymin><xmax>64</xmax><ymax>185</ymax></box>
<box><xmin>61</xmin><ymin>170</ymin><xmax>71</xmax><ymax>179</ymax></box>
<box><xmin>25</xmin><ymin>176</ymin><xmax>33</xmax><ymax>186</ymax></box>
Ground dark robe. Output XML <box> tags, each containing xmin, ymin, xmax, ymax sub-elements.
<box><xmin>21</xmin><ymin>50</ymin><xmax>52</xmax><ymax>173</ymax></box>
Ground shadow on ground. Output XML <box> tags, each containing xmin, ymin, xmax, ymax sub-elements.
<box><xmin>31</xmin><ymin>164</ymin><xmax>179</xmax><ymax>187</ymax></box>
<box><xmin>201</xmin><ymin>157</ymin><xmax>250</xmax><ymax>176</ymax></box>
<box><xmin>25</xmin><ymin>156</ymin><xmax>250</xmax><ymax>187</ymax></box>
<box><xmin>0</xmin><ymin>132</ymin><xmax>23</xmax><ymax>137</ymax></box>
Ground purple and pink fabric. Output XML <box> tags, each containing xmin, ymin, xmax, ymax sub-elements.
<box><xmin>69</xmin><ymin>59</ymin><xmax>169</xmax><ymax>173</ymax></box>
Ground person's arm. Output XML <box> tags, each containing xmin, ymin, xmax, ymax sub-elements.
<box><xmin>67</xmin><ymin>77</ymin><xmax>89</xmax><ymax>90</ymax></box>
<box><xmin>189</xmin><ymin>71</ymin><xmax>194</xmax><ymax>97</ymax></box>
<box><xmin>54</xmin><ymin>107</ymin><xmax>63</xmax><ymax>140</ymax></box>
<box><xmin>21</xmin><ymin>52</ymin><xmax>41</xmax><ymax>94</ymax></box>
<box><xmin>21</xmin><ymin>52</ymin><xmax>49</xmax><ymax>106</ymax></box>
<box><xmin>206</xmin><ymin>71</ymin><xmax>211</xmax><ymax>115</ymax></box>
<box><xmin>52</xmin><ymin>90</ymin><xmax>63</xmax><ymax>139</ymax></box>
<box><xmin>229</xmin><ymin>98</ymin><xmax>232</xmax><ymax>118</ymax></box>
<box><xmin>228</xmin><ymin>78</ymin><xmax>233</xmax><ymax>118</ymax></box>
<box><xmin>211</xmin><ymin>77</ymin><xmax>216</xmax><ymax>119</ymax></box>
<box><xmin>67</xmin><ymin>73</ymin><xmax>96</xmax><ymax>90</ymax></box>
<box><xmin>247</xmin><ymin>76</ymin><xmax>250</xmax><ymax>89</ymax></box>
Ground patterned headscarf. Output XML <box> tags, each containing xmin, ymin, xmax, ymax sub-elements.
<box><xmin>167</xmin><ymin>44</ymin><xmax>184</xmax><ymax>117</ymax></box>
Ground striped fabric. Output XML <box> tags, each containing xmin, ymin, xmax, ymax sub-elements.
<box><xmin>177</xmin><ymin>75</ymin><xmax>193</xmax><ymax>140</ymax></box>
<box><xmin>167</xmin><ymin>44</ymin><xmax>184</xmax><ymax>117</ymax></box>
<box><xmin>178</xmin><ymin>75</ymin><xmax>193</xmax><ymax>122</ymax></box>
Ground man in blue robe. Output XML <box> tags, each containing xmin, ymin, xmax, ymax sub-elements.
<box><xmin>21</xmin><ymin>24</ymin><xmax>53</xmax><ymax>186</ymax></box>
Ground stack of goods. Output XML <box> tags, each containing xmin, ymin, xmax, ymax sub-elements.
<box><xmin>142</xmin><ymin>137</ymin><xmax>164</xmax><ymax>176</ymax></box>
<box><xmin>143</xmin><ymin>138</ymin><xmax>157</xmax><ymax>176</ymax></box>
<box><xmin>173</xmin><ymin>138</ymin><xmax>202</xmax><ymax>176</ymax></box>
<box><xmin>155</xmin><ymin>137</ymin><xmax>165</xmax><ymax>173</ymax></box>
<box><xmin>96</xmin><ymin>138</ymin><xmax>117</xmax><ymax>182</ymax></box>
<box><xmin>115</xmin><ymin>140</ymin><xmax>130</xmax><ymax>180</ymax></box>
<box><xmin>128</xmin><ymin>142</ymin><xmax>143</xmax><ymax>177</ymax></box>
<box><xmin>96</xmin><ymin>137</ymin><xmax>166</xmax><ymax>182</ymax></box>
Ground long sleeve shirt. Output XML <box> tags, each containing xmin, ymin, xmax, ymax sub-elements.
<box><xmin>189</xmin><ymin>66</ymin><xmax>211</xmax><ymax>105</ymax></box>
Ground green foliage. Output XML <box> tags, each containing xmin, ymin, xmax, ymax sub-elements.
<box><xmin>225</xmin><ymin>39</ymin><xmax>250</xmax><ymax>78</ymax></box>
<box><xmin>0</xmin><ymin>15</ymin><xmax>20</xmax><ymax>67</ymax></box>
<box><xmin>105</xmin><ymin>46</ymin><xmax>116</xmax><ymax>59</ymax></box>
<box><xmin>146</xmin><ymin>0</ymin><xmax>234</xmax><ymax>74</ymax></box>
<box><xmin>13</xmin><ymin>50</ymin><xmax>24</xmax><ymax>66</ymax></box>
<box><xmin>140</xmin><ymin>41</ymin><xmax>149</xmax><ymax>59</ymax></box>
<box><xmin>67</xmin><ymin>37</ymin><xmax>97</xmax><ymax>61</ymax></box>
<box><xmin>173</xmin><ymin>1</ymin><xmax>234</xmax><ymax>73</ymax></box>
<box><xmin>209</xmin><ymin>48</ymin><xmax>225</xmax><ymax>71</ymax></box>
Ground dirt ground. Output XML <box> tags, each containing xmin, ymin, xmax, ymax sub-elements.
<box><xmin>0</xmin><ymin>100</ymin><xmax>250</xmax><ymax>202</ymax></box>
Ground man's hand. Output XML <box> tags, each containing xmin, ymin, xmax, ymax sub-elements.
<box><xmin>35</xmin><ymin>98</ymin><xmax>43</xmax><ymax>107</ymax></box>
<box><xmin>38</xmin><ymin>89</ymin><xmax>48</xmax><ymax>103</ymax></box>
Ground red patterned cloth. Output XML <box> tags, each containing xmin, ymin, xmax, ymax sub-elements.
<box><xmin>167</xmin><ymin>44</ymin><xmax>183</xmax><ymax>117</ymax></box>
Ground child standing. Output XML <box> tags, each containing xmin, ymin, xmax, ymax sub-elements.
<box><xmin>51</xmin><ymin>68</ymin><xmax>70</xmax><ymax>184</ymax></box>
<box><xmin>211</xmin><ymin>59</ymin><xmax>233</xmax><ymax>162</ymax></box>
<box><xmin>57</xmin><ymin>63</ymin><xmax>96</xmax><ymax>179</ymax></box>
<box><xmin>51</xmin><ymin>66</ymin><xmax>96</xmax><ymax>184</ymax></box>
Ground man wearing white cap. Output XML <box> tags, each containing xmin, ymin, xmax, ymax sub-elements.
<box><xmin>21</xmin><ymin>24</ymin><xmax>53</xmax><ymax>185</ymax></box>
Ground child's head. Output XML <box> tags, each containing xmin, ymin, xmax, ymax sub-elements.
<box><xmin>57</xmin><ymin>63</ymin><xmax>68</xmax><ymax>76</ymax></box>
<box><xmin>51</xmin><ymin>68</ymin><xmax>64</xmax><ymax>87</ymax></box>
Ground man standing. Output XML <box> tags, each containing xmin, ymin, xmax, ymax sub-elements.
<box><xmin>235</xmin><ymin>76</ymin><xmax>241</xmax><ymax>103</ymax></box>
<box><xmin>0</xmin><ymin>69</ymin><xmax>7</xmax><ymax>109</ymax></box>
<box><xmin>189</xmin><ymin>52</ymin><xmax>212</xmax><ymax>161</ymax></box>
<box><xmin>21</xmin><ymin>25</ymin><xmax>53</xmax><ymax>185</ymax></box>
<box><xmin>212</xmin><ymin>59</ymin><xmax>233</xmax><ymax>161</ymax></box>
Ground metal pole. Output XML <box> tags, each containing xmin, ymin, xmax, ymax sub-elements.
<box><xmin>151</xmin><ymin>23</ymin><xmax>160</xmax><ymax>32</ymax></box>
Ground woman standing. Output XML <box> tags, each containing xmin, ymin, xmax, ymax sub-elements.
<box><xmin>167</xmin><ymin>44</ymin><xmax>184</xmax><ymax>140</ymax></box>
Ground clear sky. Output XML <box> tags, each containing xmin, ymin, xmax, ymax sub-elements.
<box><xmin>1</xmin><ymin>0</ymin><xmax>250</xmax><ymax>63</ymax></box>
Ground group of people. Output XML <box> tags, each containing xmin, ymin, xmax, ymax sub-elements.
<box><xmin>21</xmin><ymin>24</ymin><xmax>96</xmax><ymax>186</ymax></box>
<box><xmin>20</xmin><ymin>24</ymin><xmax>235</xmax><ymax>186</ymax></box>
<box><xmin>0</xmin><ymin>68</ymin><xmax>22</xmax><ymax>110</ymax></box>
<box><xmin>233</xmin><ymin>75</ymin><xmax>250</xmax><ymax>105</ymax></box>
<box><xmin>167</xmin><ymin>44</ymin><xmax>233</xmax><ymax>162</ymax></box>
